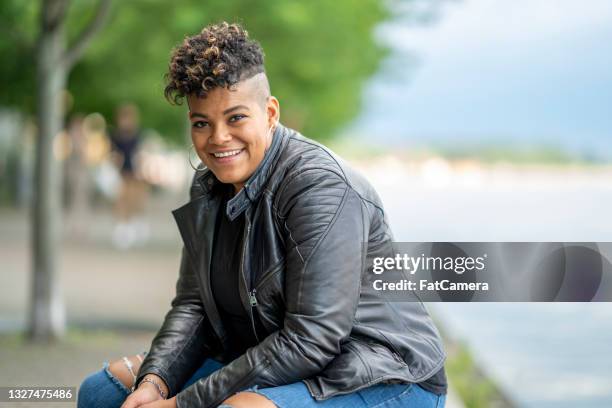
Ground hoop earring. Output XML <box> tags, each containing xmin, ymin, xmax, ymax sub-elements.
<box><xmin>188</xmin><ymin>144</ymin><xmax>201</xmax><ymax>171</ymax></box>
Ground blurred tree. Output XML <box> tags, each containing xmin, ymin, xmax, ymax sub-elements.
<box><xmin>3</xmin><ymin>0</ymin><xmax>112</xmax><ymax>343</ymax></box>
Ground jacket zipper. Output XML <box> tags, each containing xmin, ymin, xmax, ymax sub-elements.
<box><xmin>240</xmin><ymin>218</ymin><xmax>261</xmax><ymax>343</ymax></box>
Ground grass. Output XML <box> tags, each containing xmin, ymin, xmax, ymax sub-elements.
<box><xmin>0</xmin><ymin>326</ymin><xmax>133</xmax><ymax>349</ymax></box>
<box><xmin>445</xmin><ymin>341</ymin><xmax>502</xmax><ymax>408</ymax></box>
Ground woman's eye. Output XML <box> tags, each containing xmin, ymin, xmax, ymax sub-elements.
<box><xmin>192</xmin><ymin>121</ymin><xmax>208</xmax><ymax>129</ymax></box>
<box><xmin>229</xmin><ymin>114</ymin><xmax>246</xmax><ymax>123</ymax></box>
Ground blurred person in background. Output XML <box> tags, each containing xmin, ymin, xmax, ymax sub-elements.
<box><xmin>63</xmin><ymin>113</ymin><xmax>91</xmax><ymax>236</ymax></box>
<box><xmin>109</xmin><ymin>103</ymin><xmax>150</xmax><ymax>249</ymax></box>
<box><xmin>78</xmin><ymin>22</ymin><xmax>447</xmax><ymax>408</ymax></box>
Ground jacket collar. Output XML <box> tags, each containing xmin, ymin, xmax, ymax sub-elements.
<box><xmin>195</xmin><ymin>122</ymin><xmax>289</xmax><ymax>220</ymax></box>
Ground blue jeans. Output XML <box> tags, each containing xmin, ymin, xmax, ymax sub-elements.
<box><xmin>78</xmin><ymin>355</ymin><xmax>446</xmax><ymax>408</ymax></box>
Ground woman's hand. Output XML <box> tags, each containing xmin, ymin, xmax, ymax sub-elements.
<box><xmin>141</xmin><ymin>396</ymin><xmax>177</xmax><ymax>408</ymax></box>
<box><xmin>120</xmin><ymin>382</ymin><xmax>171</xmax><ymax>408</ymax></box>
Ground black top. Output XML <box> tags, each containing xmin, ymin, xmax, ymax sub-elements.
<box><xmin>210</xmin><ymin>185</ymin><xmax>447</xmax><ymax>395</ymax></box>
<box><xmin>210</xmin><ymin>186</ymin><xmax>264</xmax><ymax>357</ymax></box>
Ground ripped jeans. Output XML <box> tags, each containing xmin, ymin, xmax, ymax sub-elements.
<box><xmin>77</xmin><ymin>352</ymin><xmax>446</xmax><ymax>408</ymax></box>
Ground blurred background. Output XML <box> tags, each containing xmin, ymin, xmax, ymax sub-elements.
<box><xmin>1</xmin><ymin>1</ymin><xmax>611</xmax><ymax>407</ymax></box>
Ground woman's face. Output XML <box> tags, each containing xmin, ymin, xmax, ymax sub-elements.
<box><xmin>187</xmin><ymin>76</ymin><xmax>279</xmax><ymax>194</ymax></box>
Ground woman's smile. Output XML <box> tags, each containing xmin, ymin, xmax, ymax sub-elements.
<box><xmin>210</xmin><ymin>148</ymin><xmax>246</xmax><ymax>164</ymax></box>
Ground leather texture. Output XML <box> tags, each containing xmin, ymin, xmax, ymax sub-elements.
<box><xmin>134</xmin><ymin>124</ymin><xmax>446</xmax><ymax>408</ymax></box>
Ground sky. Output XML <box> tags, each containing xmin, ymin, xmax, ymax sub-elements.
<box><xmin>347</xmin><ymin>0</ymin><xmax>612</xmax><ymax>159</ymax></box>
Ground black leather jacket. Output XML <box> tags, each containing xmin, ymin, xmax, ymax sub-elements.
<box><xmin>135</xmin><ymin>124</ymin><xmax>446</xmax><ymax>408</ymax></box>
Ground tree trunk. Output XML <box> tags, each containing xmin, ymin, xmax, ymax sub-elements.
<box><xmin>28</xmin><ymin>0</ymin><xmax>69</xmax><ymax>342</ymax></box>
<box><xmin>28</xmin><ymin>0</ymin><xmax>111</xmax><ymax>343</ymax></box>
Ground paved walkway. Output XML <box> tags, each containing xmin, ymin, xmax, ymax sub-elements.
<box><xmin>0</xmin><ymin>190</ymin><xmax>185</xmax><ymax>332</ymax></box>
<box><xmin>0</xmin><ymin>329</ymin><xmax>155</xmax><ymax>408</ymax></box>
<box><xmin>0</xmin><ymin>194</ymin><xmax>179</xmax><ymax>406</ymax></box>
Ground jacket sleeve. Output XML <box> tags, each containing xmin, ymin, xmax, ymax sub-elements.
<box><xmin>133</xmin><ymin>247</ymin><xmax>217</xmax><ymax>396</ymax></box>
<box><xmin>176</xmin><ymin>169</ymin><xmax>368</xmax><ymax>408</ymax></box>
<box><xmin>134</xmin><ymin>179</ymin><xmax>218</xmax><ymax>396</ymax></box>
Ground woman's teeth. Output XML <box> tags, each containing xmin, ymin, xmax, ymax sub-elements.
<box><xmin>213</xmin><ymin>149</ymin><xmax>242</xmax><ymax>158</ymax></box>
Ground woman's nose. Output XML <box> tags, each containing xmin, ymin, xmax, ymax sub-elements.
<box><xmin>209</xmin><ymin>126</ymin><xmax>232</xmax><ymax>145</ymax></box>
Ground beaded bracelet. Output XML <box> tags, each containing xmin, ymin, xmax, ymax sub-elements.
<box><xmin>140</xmin><ymin>377</ymin><xmax>168</xmax><ymax>399</ymax></box>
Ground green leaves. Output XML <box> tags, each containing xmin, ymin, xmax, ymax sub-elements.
<box><xmin>1</xmin><ymin>0</ymin><xmax>390</xmax><ymax>143</ymax></box>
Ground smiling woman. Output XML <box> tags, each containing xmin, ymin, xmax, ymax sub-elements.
<box><xmin>77</xmin><ymin>21</ymin><xmax>448</xmax><ymax>408</ymax></box>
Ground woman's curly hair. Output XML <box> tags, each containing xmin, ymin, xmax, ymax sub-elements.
<box><xmin>164</xmin><ymin>22</ymin><xmax>265</xmax><ymax>104</ymax></box>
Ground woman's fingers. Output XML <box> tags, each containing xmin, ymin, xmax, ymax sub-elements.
<box><xmin>120</xmin><ymin>386</ymin><xmax>160</xmax><ymax>408</ymax></box>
